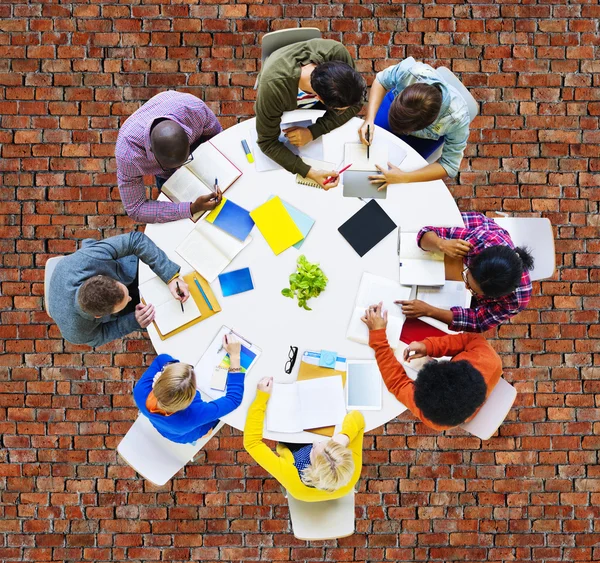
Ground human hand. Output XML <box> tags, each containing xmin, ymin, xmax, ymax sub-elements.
<box><xmin>168</xmin><ymin>277</ymin><xmax>190</xmax><ymax>304</ymax></box>
<box><xmin>191</xmin><ymin>189</ymin><xmax>222</xmax><ymax>215</ymax></box>
<box><xmin>257</xmin><ymin>376</ymin><xmax>273</xmax><ymax>394</ymax></box>
<box><xmin>394</xmin><ymin>299</ymin><xmax>433</xmax><ymax>319</ymax></box>
<box><xmin>402</xmin><ymin>341</ymin><xmax>428</xmax><ymax>362</ymax></box>
<box><xmin>438</xmin><ymin>238</ymin><xmax>473</xmax><ymax>259</ymax></box>
<box><xmin>358</xmin><ymin>119</ymin><xmax>375</xmax><ymax>146</ymax></box>
<box><xmin>360</xmin><ymin>301</ymin><xmax>388</xmax><ymax>331</ymax></box>
<box><xmin>283</xmin><ymin>126</ymin><xmax>313</xmax><ymax>147</ymax></box>
<box><xmin>307</xmin><ymin>168</ymin><xmax>339</xmax><ymax>190</ymax></box>
<box><xmin>369</xmin><ymin>162</ymin><xmax>407</xmax><ymax>190</ymax></box>
<box><xmin>223</xmin><ymin>333</ymin><xmax>241</xmax><ymax>368</ymax></box>
<box><xmin>135</xmin><ymin>302</ymin><xmax>155</xmax><ymax>328</ymax></box>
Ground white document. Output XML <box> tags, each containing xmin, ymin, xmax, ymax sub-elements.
<box><xmin>346</xmin><ymin>272</ymin><xmax>412</xmax><ymax>349</ymax></box>
<box><xmin>345</xmin><ymin>142</ymin><xmax>388</xmax><ymax>171</ymax></box>
<box><xmin>176</xmin><ymin>220</ymin><xmax>252</xmax><ymax>282</ymax></box>
<box><xmin>398</xmin><ymin>232</ymin><xmax>445</xmax><ymax>287</ymax></box>
<box><xmin>416</xmin><ymin>281</ymin><xmax>472</xmax><ymax>333</ymax></box>
<box><xmin>139</xmin><ymin>276</ymin><xmax>202</xmax><ymax>336</ymax></box>
<box><xmin>266</xmin><ymin>376</ymin><xmax>346</xmax><ymax>433</ymax></box>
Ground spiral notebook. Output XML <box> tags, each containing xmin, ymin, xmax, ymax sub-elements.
<box><xmin>295</xmin><ymin>158</ymin><xmax>336</xmax><ymax>188</ymax></box>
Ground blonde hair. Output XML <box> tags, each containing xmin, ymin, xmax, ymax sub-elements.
<box><xmin>153</xmin><ymin>363</ymin><xmax>196</xmax><ymax>413</ymax></box>
<box><xmin>300</xmin><ymin>440</ymin><xmax>355</xmax><ymax>492</ymax></box>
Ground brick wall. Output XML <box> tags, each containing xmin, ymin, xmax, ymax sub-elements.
<box><xmin>1</xmin><ymin>1</ymin><xmax>599</xmax><ymax>562</ymax></box>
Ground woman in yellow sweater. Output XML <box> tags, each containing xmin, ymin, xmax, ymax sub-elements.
<box><xmin>243</xmin><ymin>377</ymin><xmax>365</xmax><ymax>502</ymax></box>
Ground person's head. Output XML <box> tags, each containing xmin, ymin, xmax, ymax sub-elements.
<box><xmin>300</xmin><ymin>439</ymin><xmax>355</xmax><ymax>492</ymax></box>
<box><xmin>310</xmin><ymin>61</ymin><xmax>366</xmax><ymax>111</ymax></box>
<box><xmin>78</xmin><ymin>275</ymin><xmax>130</xmax><ymax>318</ymax></box>
<box><xmin>388</xmin><ymin>83</ymin><xmax>443</xmax><ymax>135</ymax></box>
<box><xmin>153</xmin><ymin>362</ymin><xmax>197</xmax><ymax>413</ymax></box>
<box><xmin>466</xmin><ymin>246</ymin><xmax>534</xmax><ymax>299</ymax></box>
<box><xmin>150</xmin><ymin>119</ymin><xmax>191</xmax><ymax>171</ymax></box>
<box><xmin>414</xmin><ymin>360</ymin><xmax>487</xmax><ymax>427</ymax></box>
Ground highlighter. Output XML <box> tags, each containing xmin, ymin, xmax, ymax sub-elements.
<box><xmin>241</xmin><ymin>139</ymin><xmax>254</xmax><ymax>163</ymax></box>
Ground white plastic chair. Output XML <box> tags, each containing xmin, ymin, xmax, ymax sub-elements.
<box><xmin>117</xmin><ymin>415</ymin><xmax>225</xmax><ymax>486</ymax></box>
<box><xmin>426</xmin><ymin>66</ymin><xmax>478</xmax><ymax>164</ymax></box>
<box><xmin>286</xmin><ymin>490</ymin><xmax>355</xmax><ymax>540</ymax></box>
<box><xmin>492</xmin><ymin>217</ymin><xmax>556</xmax><ymax>281</ymax></box>
<box><xmin>459</xmin><ymin>378</ymin><xmax>517</xmax><ymax>440</ymax></box>
<box><xmin>44</xmin><ymin>256</ymin><xmax>64</xmax><ymax>316</ymax></box>
<box><xmin>261</xmin><ymin>27</ymin><xmax>322</xmax><ymax>63</ymax></box>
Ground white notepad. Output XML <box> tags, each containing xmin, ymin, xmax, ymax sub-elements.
<box><xmin>399</xmin><ymin>232</ymin><xmax>445</xmax><ymax>286</ymax></box>
<box><xmin>161</xmin><ymin>141</ymin><xmax>242</xmax><ymax>221</ymax></box>
<box><xmin>139</xmin><ymin>276</ymin><xmax>202</xmax><ymax>336</ymax></box>
<box><xmin>176</xmin><ymin>220</ymin><xmax>252</xmax><ymax>282</ymax></box>
<box><xmin>266</xmin><ymin>376</ymin><xmax>346</xmax><ymax>433</ymax></box>
<box><xmin>346</xmin><ymin>272</ymin><xmax>412</xmax><ymax>349</ymax></box>
<box><xmin>345</xmin><ymin>143</ymin><xmax>388</xmax><ymax>171</ymax></box>
<box><xmin>416</xmin><ymin>281</ymin><xmax>472</xmax><ymax>333</ymax></box>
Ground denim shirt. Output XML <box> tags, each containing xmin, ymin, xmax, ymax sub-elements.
<box><xmin>376</xmin><ymin>58</ymin><xmax>471</xmax><ymax>177</ymax></box>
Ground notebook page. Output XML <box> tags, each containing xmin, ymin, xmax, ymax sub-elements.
<box><xmin>194</xmin><ymin>219</ymin><xmax>252</xmax><ymax>262</ymax></box>
<box><xmin>356</xmin><ymin>273</ymin><xmax>412</xmax><ymax>313</ymax></box>
<box><xmin>296</xmin><ymin>376</ymin><xmax>346</xmax><ymax>430</ymax></box>
<box><xmin>186</xmin><ymin>142</ymin><xmax>241</xmax><ymax>190</ymax></box>
<box><xmin>266</xmin><ymin>383</ymin><xmax>303</xmax><ymax>433</ymax></box>
<box><xmin>161</xmin><ymin>166</ymin><xmax>211</xmax><ymax>205</ymax></box>
<box><xmin>139</xmin><ymin>276</ymin><xmax>174</xmax><ymax>308</ymax></box>
<box><xmin>400</xmin><ymin>233</ymin><xmax>444</xmax><ymax>261</ymax></box>
<box><xmin>153</xmin><ymin>298</ymin><xmax>202</xmax><ymax>336</ymax></box>
<box><xmin>345</xmin><ymin>143</ymin><xmax>388</xmax><ymax>171</ymax></box>
<box><xmin>346</xmin><ymin>306</ymin><xmax>403</xmax><ymax>349</ymax></box>
<box><xmin>399</xmin><ymin>258</ymin><xmax>445</xmax><ymax>287</ymax></box>
<box><xmin>176</xmin><ymin>227</ymin><xmax>229</xmax><ymax>283</ymax></box>
<box><xmin>417</xmin><ymin>281</ymin><xmax>471</xmax><ymax>310</ymax></box>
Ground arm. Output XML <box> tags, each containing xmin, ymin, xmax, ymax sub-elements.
<box><xmin>64</xmin><ymin>311</ymin><xmax>140</xmax><ymax>348</ymax></box>
<box><xmin>449</xmin><ymin>303</ymin><xmax>509</xmax><ymax>333</ymax></box>
<box><xmin>437</xmin><ymin>121</ymin><xmax>469</xmax><ymax>179</ymax></box>
<box><xmin>339</xmin><ymin>411</ymin><xmax>365</xmax><ymax>444</ymax></box>
<box><xmin>194</xmin><ymin>371</ymin><xmax>245</xmax><ymax>421</ymax></box>
<box><xmin>308</xmin><ymin>104</ymin><xmax>362</xmax><ymax>141</ymax></box>
<box><xmin>416</xmin><ymin>224</ymin><xmax>471</xmax><ymax>249</ymax></box>
<box><xmin>422</xmin><ymin>333</ymin><xmax>473</xmax><ymax>358</ymax></box>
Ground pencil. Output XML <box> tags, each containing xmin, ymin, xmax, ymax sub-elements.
<box><xmin>194</xmin><ymin>276</ymin><xmax>213</xmax><ymax>311</ymax></box>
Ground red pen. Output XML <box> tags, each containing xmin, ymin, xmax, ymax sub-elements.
<box><xmin>324</xmin><ymin>163</ymin><xmax>353</xmax><ymax>185</ymax></box>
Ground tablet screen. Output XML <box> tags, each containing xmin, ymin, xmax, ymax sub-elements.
<box><xmin>346</xmin><ymin>361</ymin><xmax>382</xmax><ymax>410</ymax></box>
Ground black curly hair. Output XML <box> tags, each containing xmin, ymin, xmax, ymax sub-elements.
<box><xmin>413</xmin><ymin>360</ymin><xmax>487</xmax><ymax>427</ymax></box>
<box><xmin>310</xmin><ymin>61</ymin><xmax>366</xmax><ymax>109</ymax></box>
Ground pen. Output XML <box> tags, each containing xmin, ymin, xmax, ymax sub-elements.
<box><xmin>397</xmin><ymin>227</ymin><xmax>402</xmax><ymax>269</ymax></box>
<box><xmin>193</xmin><ymin>276</ymin><xmax>213</xmax><ymax>312</ymax></box>
<box><xmin>324</xmin><ymin>163</ymin><xmax>353</xmax><ymax>186</ymax></box>
<box><xmin>176</xmin><ymin>281</ymin><xmax>185</xmax><ymax>313</ymax></box>
<box><xmin>214</xmin><ymin>177</ymin><xmax>219</xmax><ymax>194</ymax></box>
<box><xmin>241</xmin><ymin>139</ymin><xmax>254</xmax><ymax>163</ymax></box>
<box><xmin>366</xmin><ymin>124</ymin><xmax>370</xmax><ymax>160</ymax></box>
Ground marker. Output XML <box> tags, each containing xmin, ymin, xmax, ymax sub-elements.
<box><xmin>241</xmin><ymin>139</ymin><xmax>254</xmax><ymax>163</ymax></box>
<box><xmin>323</xmin><ymin>163</ymin><xmax>353</xmax><ymax>186</ymax></box>
<box><xmin>175</xmin><ymin>281</ymin><xmax>185</xmax><ymax>313</ymax></box>
<box><xmin>194</xmin><ymin>276</ymin><xmax>213</xmax><ymax>312</ymax></box>
<box><xmin>366</xmin><ymin>124</ymin><xmax>370</xmax><ymax>159</ymax></box>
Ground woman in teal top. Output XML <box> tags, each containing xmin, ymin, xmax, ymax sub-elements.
<box><xmin>359</xmin><ymin>58</ymin><xmax>472</xmax><ymax>187</ymax></box>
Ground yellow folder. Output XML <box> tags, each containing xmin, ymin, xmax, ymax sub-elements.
<box><xmin>250</xmin><ymin>196</ymin><xmax>304</xmax><ymax>255</ymax></box>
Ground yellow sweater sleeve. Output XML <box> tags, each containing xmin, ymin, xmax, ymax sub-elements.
<box><xmin>341</xmin><ymin>410</ymin><xmax>365</xmax><ymax>489</ymax></box>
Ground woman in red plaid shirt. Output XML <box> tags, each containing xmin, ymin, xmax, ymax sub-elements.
<box><xmin>397</xmin><ymin>213</ymin><xmax>534</xmax><ymax>333</ymax></box>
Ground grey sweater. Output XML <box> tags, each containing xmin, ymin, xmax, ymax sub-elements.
<box><xmin>48</xmin><ymin>232</ymin><xmax>180</xmax><ymax>347</ymax></box>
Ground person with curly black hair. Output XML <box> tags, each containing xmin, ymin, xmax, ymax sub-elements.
<box><xmin>362</xmin><ymin>303</ymin><xmax>502</xmax><ymax>430</ymax></box>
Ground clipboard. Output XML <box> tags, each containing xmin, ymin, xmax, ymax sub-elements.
<box><xmin>297</xmin><ymin>352</ymin><xmax>347</xmax><ymax>438</ymax></box>
<box><xmin>151</xmin><ymin>272</ymin><xmax>221</xmax><ymax>340</ymax></box>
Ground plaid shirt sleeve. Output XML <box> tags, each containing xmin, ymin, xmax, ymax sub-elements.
<box><xmin>416</xmin><ymin>213</ymin><xmax>490</xmax><ymax>247</ymax></box>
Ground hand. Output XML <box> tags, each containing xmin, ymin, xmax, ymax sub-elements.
<box><xmin>358</xmin><ymin>119</ymin><xmax>375</xmax><ymax>146</ymax></box>
<box><xmin>190</xmin><ymin>189</ymin><xmax>222</xmax><ymax>215</ymax></box>
<box><xmin>283</xmin><ymin>126</ymin><xmax>313</xmax><ymax>147</ymax></box>
<box><xmin>438</xmin><ymin>238</ymin><xmax>473</xmax><ymax>259</ymax></box>
<box><xmin>257</xmin><ymin>376</ymin><xmax>273</xmax><ymax>394</ymax></box>
<box><xmin>369</xmin><ymin>162</ymin><xmax>407</xmax><ymax>190</ymax></box>
<box><xmin>360</xmin><ymin>302</ymin><xmax>388</xmax><ymax>331</ymax></box>
<box><xmin>168</xmin><ymin>278</ymin><xmax>190</xmax><ymax>303</ymax></box>
<box><xmin>403</xmin><ymin>341</ymin><xmax>428</xmax><ymax>363</ymax></box>
<box><xmin>135</xmin><ymin>303</ymin><xmax>155</xmax><ymax>328</ymax></box>
<box><xmin>307</xmin><ymin>168</ymin><xmax>339</xmax><ymax>190</ymax></box>
<box><xmin>395</xmin><ymin>299</ymin><xmax>433</xmax><ymax>319</ymax></box>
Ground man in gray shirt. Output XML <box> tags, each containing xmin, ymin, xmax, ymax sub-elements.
<box><xmin>48</xmin><ymin>231</ymin><xmax>189</xmax><ymax>347</ymax></box>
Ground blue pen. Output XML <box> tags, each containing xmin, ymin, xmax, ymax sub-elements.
<box><xmin>194</xmin><ymin>276</ymin><xmax>213</xmax><ymax>311</ymax></box>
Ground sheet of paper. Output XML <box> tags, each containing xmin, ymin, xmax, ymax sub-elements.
<box><xmin>161</xmin><ymin>166</ymin><xmax>211</xmax><ymax>205</ymax></box>
<box><xmin>357</xmin><ymin>272</ymin><xmax>412</xmax><ymax>313</ymax></box>
<box><xmin>266</xmin><ymin>383</ymin><xmax>302</xmax><ymax>433</ymax></box>
<box><xmin>153</xmin><ymin>298</ymin><xmax>202</xmax><ymax>336</ymax></box>
<box><xmin>346</xmin><ymin>306</ymin><xmax>403</xmax><ymax>349</ymax></box>
<box><xmin>296</xmin><ymin>376</ymin><xmax>346</xmax><ymax>430</ymax></box>
<box><xmin>139</xmin><ymin>276</ymin><xmax>174</xmax><ymax>307</ymax></box>
<box><xmin>400</xmin><ymin>258</ymin><xmax>445</xmax><ymax>287</ymax></box>
<box><xmin>401</xmin><ymin>233</ymin><xmax>444</xmax><ymax>261</ymax></box>
<box><xmin>186</xmin><ymin>141</ymin><xmax>241</xmax><ymax>191</ymax></box>
<box><xmin>345</xmin><ymin>143</ymin><xmax>389</xmax><ymax>171</ymax></box>
<box><xmin>417</xmin><ymin>281</ymin><xmax>471</xmax><ymax>310</ymax></box>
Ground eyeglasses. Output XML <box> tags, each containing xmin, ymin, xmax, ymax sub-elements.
<box><xmin>156</xmin><ymin>152</ymin><xmax>194</xmax><ymax>173</ymax></box>
<box><xmin>285</xmin><ymin>346</ymin><xmax>299</xmax><ymax>374</ymax></box>
<box><xmin>461</xmin><ymin>267</ymin><xmax>477</xmax><ymax>297</ymax></box>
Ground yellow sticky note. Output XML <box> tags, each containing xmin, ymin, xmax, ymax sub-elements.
<box><xmin>205</xmin><ymin>197</ymin><xmax>227</xmax><ymax>223</ymax></box>
<box><xmin>250</xmin><ymin>196</ymin><xmax>304</xmax><ymax>255</ymax></box>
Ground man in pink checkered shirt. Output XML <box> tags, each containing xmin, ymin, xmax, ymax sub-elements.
<box><xmin>115</xmin><ymin>91</ymin><xmax>223</xmax><ymax>224</ymax></box>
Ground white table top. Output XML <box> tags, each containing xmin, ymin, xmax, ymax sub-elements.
<box><xmin>141</xmin><ymin>110</ymin><xmax>464</xmax><ymax>443</ymax></box>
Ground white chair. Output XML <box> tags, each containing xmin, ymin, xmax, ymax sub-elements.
<box><xmin>426</xmin><ymin>66</ymin><xmax>478</xmax><ymax>164</ymax></box>
<box><xmin>44</xmin><ymin>256</ymin><xmax>64</xmax><ymax>316</ymax></box>
<box><xmin>117</xmin><ymin>415</ymin><xmax>225</xmax><ymax>486</ymax></box>
<box><xmin>261</xmin><ymin>27</ymin><xmax>322</xmax><ymax>63</ymax></box>
<box><xmin>492</xmin><ymin>217</ymin><xmax>556</xmax><ymax>281</ymax></box>
<box><xmin>459</xmin><ymin>378</ymin><xmax>517</xmax><ymax>440</ymax></box>
<box><xmin>286</xmin><ymin>490</ymin><xmax>355</xmax><ymax>541</ymax></box>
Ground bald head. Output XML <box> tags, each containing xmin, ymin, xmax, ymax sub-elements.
<box><xmin>150</xmin><ymin>119</ymin><xmax>190</xmax><ymax>170</ymax></box>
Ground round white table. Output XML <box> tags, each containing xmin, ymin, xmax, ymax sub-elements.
<box><xmin>140</xmin><ymin>110</ymin><xmax>463</xmax><ymax>443</ymax></box>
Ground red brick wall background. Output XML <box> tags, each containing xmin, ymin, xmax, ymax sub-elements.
<box><xmin>1</xmin><ymin>1</ymin><xmax>599</xmax><ymax>562</ymax></box>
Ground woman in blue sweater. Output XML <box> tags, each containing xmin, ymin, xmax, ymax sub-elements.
<box><xmin>133</xmin><ymin>334</ymin><xmax>244</xmax><ymax>444</ymax></box>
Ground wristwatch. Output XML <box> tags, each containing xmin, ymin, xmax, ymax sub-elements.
<box><xmin>228</xmin><ymin>367</ymin><xmax>243</xmax><ymax>373</ymax></box>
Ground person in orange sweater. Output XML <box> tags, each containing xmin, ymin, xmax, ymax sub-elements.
<box><xmin>362</xmin><ymin>303</ymin><xmax>503</xmax><ymax>430</ymax></box>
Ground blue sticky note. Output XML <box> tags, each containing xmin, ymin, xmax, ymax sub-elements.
<box><xmin>218</xmin><ymin>267</ymin><xmax>254</xmax><ymax>297</ymax></box>
<box><xmin>319</xmin><ymin>350</ymin><xmax>337</xmax><ymax>369</ymax></box>
<box><xmin>213</xmin><ymin>200</ymin><xmax>255</xmax><ymax>241</ymax></box>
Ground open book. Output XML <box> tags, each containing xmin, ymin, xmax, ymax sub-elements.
<box><xmin>416</xmin><ymin>281</ymin><xmax>472</xmax><ymax>333</ymax></box>
<box><xmin>399</xmin><ymin>231</ymin><xmax>445</xmax><ymax>286</ymax></box>
<box><xmin>139</xmin><ymin>276</ymin><xmax>202</xmax><ymax>336</ymax></box>
<box><xmin>160</xmin><ymin>141</ymin><xmax>242</xmax><ymax>222</ymax></box>
<box><xmin>346</xmin><ymin>272</ymin><xmax>412</xmax><ymax>349</ymax></box>
<box><xmin>266</xmin><ymin>375</ymin><xmax>346</xmax><ymax>433</ymax></box>
<box><xmin>176</xmin><ymin>220</ymin><xmax>252</xmax><ymax>282</ymax></box>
